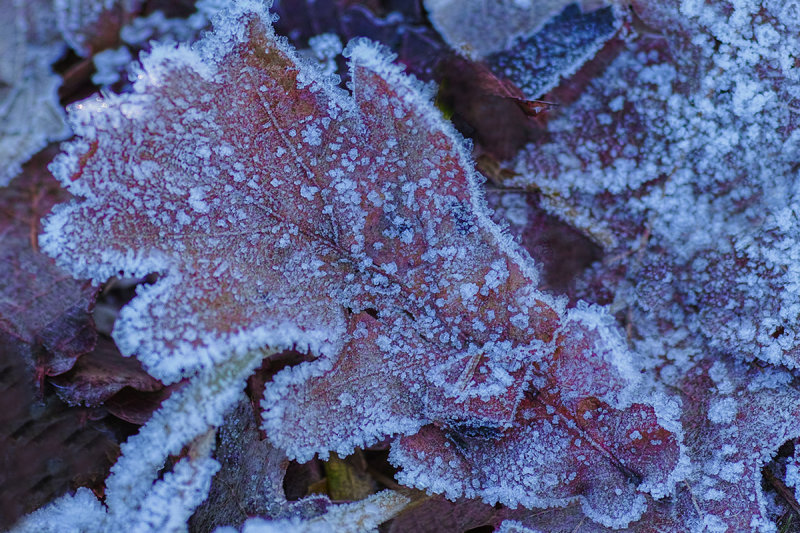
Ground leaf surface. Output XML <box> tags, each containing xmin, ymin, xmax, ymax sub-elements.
<box><xmin>502</xmin><ymin>358</ymin><xmax>800</xmax><ymax>532</ymax></box>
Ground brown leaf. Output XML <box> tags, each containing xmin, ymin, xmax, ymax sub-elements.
<box><xmin>0</xmin><ymin>146</ymin><xmax>98</xmax><ymax>378</ymax></box>
<box><xmin>42</xmin><ymin>4</ymin><xmax>683</xmax><ymax>526</ymax></box>
<box><xmin>0</xmin><ymin>331</ymin><xmax>117</xmax><ymax>530</ymax></box>
<box><xmin>50</xmin><ymin>336</ymin><xmax>161</xmax><ymax>407</ymax></box>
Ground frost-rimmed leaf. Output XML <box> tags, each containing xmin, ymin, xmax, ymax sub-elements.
<box><xmin>219</xmin><ymin>490</ymin><xmax>411</xmax><ymax>533</ymax></box>
<box><xmin>41</xmin><ymin>0</ymin><xmax>683</xmax><ymax>524</ymax></box>
<box><xmin>388</xmin><ymin>305</ymin><xmax>686</xmax><ymax>529</ymax></box>
<box><xmin>506</xmin><ymin>1</ymin><xmax>800</xmax><ymax>368</ymax></box>
<box><xmin>425</xmin><ymin>0</ymin><xmax>588</xmax><ymax>60</ymax></box>
<box><xmin>0</xmin><ymin>0</ymin><xmax>71</xmax><ymax>186</ymax></box>
<box><xmin>426</xmin><ymin>0</ymin><xmax>621</xmax><ymax>100</ymax></box>
<box><xmin>10</xmin><ymin>346</ymin><xmax>273</xmax><ymax>533</ymax></box>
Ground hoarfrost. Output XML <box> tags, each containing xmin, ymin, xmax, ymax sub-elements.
<box><xmin>11</xmin><ymin>346</ymin><xmax>272</xmax><ymax>533</ymax></box>
<box><xmin>424</xmin><ymin>0</ymin><xmax>606</xmax><ymax>60</ymax></box>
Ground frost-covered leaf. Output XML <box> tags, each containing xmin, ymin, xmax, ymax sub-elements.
<box><xmin>0</xmin><ymin>0</ymin><xmax>71</xmax><ymax>185</ymax></box>
<box><xmin>0</xmin><ymin>147</ymin><xmax>97</xmax><ymax>377</ymax></box>
<box><xmin>388</xmin><ymin>305</ymin><xmax>685</xmax><ymax>529</ymax></box>
<box><xmin>55</xmin><ymin>0</ymin><xmax>144</xmax><ymax>56</ymax></box>
<box><xmin>9</xmin><ymin>487</ymin><xmax>109</xmax><ymax>533</ymax></box>
<box><xmin>10</xmin><ymin>431</ymin><xmax>219</xmax><ymax>533</ymax></box>
<box><xmin>266</xmin><ymin>304</ymin><xmax>682</xmax><ymax>527</ymax></box>
<box><xmin>426</xmin><ymin>0</ymin><xmax>621</xmax><ymax>100</ymax></box>
<box><xmin>42</xmin><ymin>0</ymin><xmax>682</xmax><ymax>525</ymax></box>
<box><xmin>500</xmin><ymin>358</ymin><xmax>800</xmax><ymax>532</ymax></box>
<box><xmin>425</xmin><ymin>0</ymin><xmax>581</xmax><ymax>60</ymax></box>
<box><xmin>484</xmin><ymin>3</ymin><xmax>621</xmax><ymax>101</ymax></box>
<box><xmin>786</xmin><ymin>446</ymin><xmax>800</xmax><ymax>507</ymax></box>
<box><xmin>654</xmin><ymin>358</ymin><xmax>800</xmax><ymax>532</ymax></box>
<box><xmin>104</xmin><ymin>348</ymin><xmax>271</xmax><ymax>522</ymax></box>
<box><xmin>11</xmin><ymin>345</ymin><xmax>273</xmax><ymax>533</ymax></box>
<box><xmin>91</xmin><ymin>0</ymin><xmax>230</xmax><ymax>90</ymax></box>
<box><xmin>221</xmin><ymin>490</ymin><xmax>411</xmax><ymax>533</ymax></box>
<box><xmin>506</xmin><ymin>1</ymin><xmax>800</xmax><ymax>368</ymax></box>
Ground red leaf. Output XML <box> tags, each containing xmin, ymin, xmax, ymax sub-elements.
<box><xmin>389</xmin><ymin>308</ymin><xmax>683</xmax><ymax>529</ymax></box>
<box><xmin>42</xmin><ymin>3</ymin><xmax>683</xmax><ymax>525</ymax></box>
<box><xmin>505</xmin><ymin>358</ymin><xmax>800</xmax><ymax>531</ymax></box>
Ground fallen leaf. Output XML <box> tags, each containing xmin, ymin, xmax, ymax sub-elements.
<box><xmin>0</xmin><ymin>146</ymin><xmax>97</xmax><ymax>378</ymax></box>
<box><xmin>0</xmin><ymin>0</ymin><xmax>71</xmax><ymax>185</ymax></box>
<box><xmin>41</xmin><ymin>2</ymin><xmax>682</xmax><ymax>526</ymax></box>
<box><xmin>50</xmin><ymin>336</ymin><xmax>161</xmax><ymax>407</ymax></box>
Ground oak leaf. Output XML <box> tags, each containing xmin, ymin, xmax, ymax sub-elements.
<box><xmin>42</xmin><ymin>1</ymin><xmax>683</xmax><ymax>525</ymax></box>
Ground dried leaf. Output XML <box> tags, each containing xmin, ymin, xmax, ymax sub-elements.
<box><xmin>384</xmin><ymin>495</ymin><xmax>499</xmax><ymax>533</ymax></box>
<box><xmin>425</xmin><ymin>0</ymin><xmax>584</xmax><ymax>60</ymax></box>
<box><xmin>50</xmin><ymin>336</ymin><xmax>161</xmax><ymax>407</ymax></box>
<box><xmin>0</xmin><ymin>147</ymin><xmax>97</xmax><ymax>377</ymax></box>
<box><xmin>42</xmin><ymin>1</ymin><xmax>682</xmax><ymax>526</ymax></box>
<box><xmin>0</xmin><ymin>330</ymin><xmax>115</xmax><ymax>531</ymax></box>
<box><xmin>506</xmin><ymin>1</ymin><xmax>800</xmax><ymax>368</ymax></box>
<box><xmin>504</xmin><ymin>358</ymin><xmax>800</xmax><ymax>532</ymax></box>
<box><xmin>190</xmin><ymin>398</ymin><xmax>328</xmax><ymax>532</ymax></box>
<box><xmin>426</xmin><ymin>0</ymin><xmax>621</xmax><ymax>100</ymax></box>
